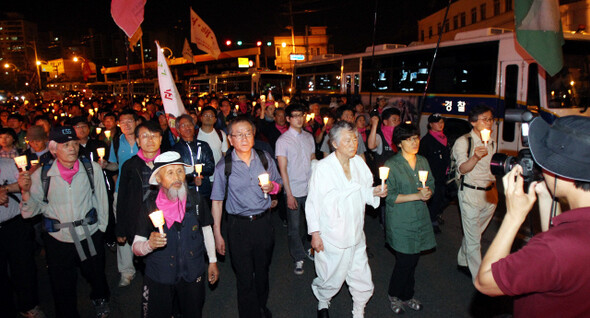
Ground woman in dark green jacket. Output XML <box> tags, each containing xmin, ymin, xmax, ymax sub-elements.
<box><xmin>384</xmin><ymin>123</ymin><xmax>436</xmax><ymax>315</ymax></box>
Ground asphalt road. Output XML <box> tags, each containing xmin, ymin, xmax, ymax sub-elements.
<box><xmin>26</xmin><ymin>199</ymin><xmax>516</xmax><ymax>318</ymax></box>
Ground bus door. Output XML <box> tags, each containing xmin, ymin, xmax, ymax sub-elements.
<box><xmin>497</xmin><ymin>61</ymin><xmax>524</xmax><ymax>155</ymax></box>
<box><xmin>343</xmin><ymin>72</ymin><xmax>359</xmax><ymax>96</ymax></box>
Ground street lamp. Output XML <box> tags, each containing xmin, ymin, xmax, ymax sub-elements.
<box><xmin>3</xmin><ymin>63</ymin><xmax>19</xmax><ymax>92</ymax></box>
<box><xmin>160</xmin><ymin>47</ymin><xmax>174</xmax><ymax>59</ymax></box>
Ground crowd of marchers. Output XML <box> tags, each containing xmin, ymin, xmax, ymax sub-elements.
<box><xmin>1</xmin><ymin>90</ymin><xmax>590</xmax><ymax>318</ymax></box>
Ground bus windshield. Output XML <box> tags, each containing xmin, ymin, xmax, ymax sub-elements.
<box><xmin>547</xmin><ymin>40</ymin><xmax>590</xmax><ymax>109</ymax></box>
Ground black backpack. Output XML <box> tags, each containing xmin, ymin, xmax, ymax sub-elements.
<box><xmin>41</xmin><ymin>156</ymin><xmax>95</xmax><ymax>203</ymax></box>
<box><xmin>223</xmin><ymin>148</ymin><xmax>268</xmax><ymax>199</ymax></box>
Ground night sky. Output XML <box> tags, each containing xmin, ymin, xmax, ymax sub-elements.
<box><xmin>2</xmin><ymin>0</ymin><xmax>447</xmax><ymax>54</ymax></box>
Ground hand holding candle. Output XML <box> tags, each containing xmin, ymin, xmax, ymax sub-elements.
<box><xmin>481</xmin><ymin>129</ymin><xmax>491</xmax><ymax>147</ymax></box>
<box><xmin>379</xmin><ymin>167</ymin><xmax>390</xmax><ymax>193</ymax></box>
<box><xmin>14</xmin><ymin>155</ymin><xmax>28</xmax><ymax>171</ymax></box>
<box><xmin>97</xmin><ymin>147</ymin><xmax>105</xmax><ymax>160</ymax></box>
<box><xmin>149</xmin><ymin>210</ymin><xmax>165</xmax><ymax>234</ymax></box>
<box><xmin>194</xmin><ymin>163</ymin><xmax>203</xmax><ymax>177</ymax></box>
<box><xmin>323</xmin><ymin>117</ymin><xmax>329</xmax><ymax>125</ymax></box>
<box><xmin>258</xmin><ymin>173</ymin><xmax>270</xmax><ymax>198</ymax></box>
<box><xmin>418</xmin><ymin>170</ymin><xmax>428</xmax><ymax>188</ymax></box>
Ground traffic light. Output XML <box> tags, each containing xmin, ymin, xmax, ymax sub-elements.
<box><xmin>237</xmin><ymin>40</ymin><xmax>243</xmax><ymax>46</ymax></box>
<box><xmin>256</xmin><ymin>41</ymin><xmax>262</xmax><ymax>47</ymax></box>
<box><xmin>225</xmin><ymin>40</ymin><xmax>232</xmax><ymax>46</ymax></box>
<box><xmin>266</xmin><ymin>41</ymin><xmax>272</xmax><ymax>46</ymax></box>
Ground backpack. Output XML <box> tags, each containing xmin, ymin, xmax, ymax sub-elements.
<box><xmin>196</xmin><ymin>127</ymin><xmax>223</xmax><ymax>142</ymax></box>
<box><xmin>41</xmin><ymin>156</ymin><xmax>95</xmax><ymax>203</ymax></box>
<box><xmin>223</xmin><ymin>148</ymin><xmax>269</xmax><ymax>200</ymax></box>
<box><xmin>446</xmin><ymin>134</ymin><xmax>472</xmax><ymax>198</ymax></box>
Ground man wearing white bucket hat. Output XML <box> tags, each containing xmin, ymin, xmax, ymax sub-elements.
<box><xmin>475</xmin><ymin>116</ymin><xmax>590</xmax><ymax>317</ymax></box>
<box><xmin>132</xmin><ymin>151</ymin><xmax>218</xmax><ymax>318</ymax></box>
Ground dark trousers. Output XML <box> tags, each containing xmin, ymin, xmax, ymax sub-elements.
<box><xmin>428</xmin><ymin>182</ymin><xmax>448</xmax><ymax>223</ymax></box>
<box><xmin>44</xmin><ymin>231</ymin><xmax>110</xmax><ymax>318</ymax></box>
<box><xmin>227</xmin><ymin>212</ymin><xmax>274</xmax><ymax>318</ymax></box>
<box><xmin>388</xmin><ymin>251</ymin><xmax>420</xmax><ymax>301</ymax></box>
<box><xmin>0</xmin><ymin>216</ymin><xmax>39</xmax><ymax>314</ymax></box>
<box><xmin>141</xmin><ymin>275</ymin><xmax>205</xmax><ymax>318</ymax></box>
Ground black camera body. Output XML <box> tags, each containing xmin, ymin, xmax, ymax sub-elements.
<box><xmin>489</xmin><ymin>109</ymin><xmax>544</xmax><ymax>191</ymax></box>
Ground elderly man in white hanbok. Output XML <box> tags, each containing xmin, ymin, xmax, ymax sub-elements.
<box><xmin>306</xmin><ymin>121</ymin><xmax>387</xmax><ymax>318</ymax></box>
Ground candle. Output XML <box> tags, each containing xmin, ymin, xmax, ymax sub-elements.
<box><xmin>481</xmin><ymin>129</ymin><xmax>491</xmax><ymax>147</ymax></box>
<box><xmin>54</xmin><ymin>115</ymin><xmax>58</xmax><ymax>121</ymax></box>
<box><xmin>96</xmin><ymin>127</ymin><xmax>102</xmax><ymax>135</ymax></box>
<box><xmin>197</xmin><ymin>106</ymin><xmax>202</xmax><ymax>112</ymax></box>
<box><xmin>97</xmin><ymin>147</ymin><xmax>105</xmax><ymax>160</ymax></box>
<box><xmin>274</xmin><ymin>101</ymin><xmax>279</xmax><ymax>108</ymax></box>
<box><xmin>418</xmin><ymin>170</ymin><xmax>428</xmax><ymax>188</ymax></box>
<box><xmin>379</xmin><ymin>166</ymin><xmax>390</xmax><ymax>190</ymax></box>
<box><xmin>310</xmin><ymin>113</ymin><xmax>315</xmax><ymax>120</ymax></box>
<box><xmin>104</xmin><ymin>130</ymin><xmax>111</xmax><ymax>140</ymax></box>
<box><xmin>323</xmin><ymin>117</ymin><xmax>329</xmax><ymax>125</ymax></box>
<box><xmin>252</xmin><ymin>101</ymin><xmax>257</xmax><ymax>106</ymax></box>
<box><xmin>235</xmin><ymin>105</ymin><xmax>239</xmax><ymax>111</ymax></box>
<box><xmin>14</xmin><ymin>155</ymin><xmax>28</xmax><ymax>171</ymax></box>
<box><xmin>194</xmin><ymin>163</ymin><xmax>203</xmax><ymax>177</ymax></box>
<box><xmin>258</xmin><ymin>173</ymin><xmax>270</xmax><ymax>199</ymax></box>
<box><xmin>260</xmin><ymin>95</ymin><xmax>266</xmax><ymax>102</ymax></box>
<box><xmin>30</xmin><ymin>159</ymin><xmax>39</xmax><ymax>166</ymax></box>
<box><xmin>149</xmin><ymin>210</ymin><xmax>166</xmax><ymax>234</ymax></box>
<box><xmin>306</xmin><ymin>114</ymin><xmax>312</xmax><ymax>122</ymax></box>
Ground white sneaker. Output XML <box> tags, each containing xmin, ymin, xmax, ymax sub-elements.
<box><xmin>118</xmin><ymin>273</ymin><xmax>135</xmax><ymax>287</ymax></box>
<box><xmin>294</xmin><ymin>260</ymin><xmax>304</xmax><ymax>275</ymax></box>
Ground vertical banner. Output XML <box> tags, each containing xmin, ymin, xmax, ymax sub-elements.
<box><xmin>190</xmin><ymin>8</ymin><xmax>221</xmax><ymax>59</ymax></box>
<box><xmin>156</xmin><ymin>41</ymin><xmax>187</xmax><ymax>137</ymax></box>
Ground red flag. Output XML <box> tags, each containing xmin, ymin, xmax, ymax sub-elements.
<box><xmin>111</xmin><ymin>0</ymin><xmax>146</xmax><ymax>38</ymax></box>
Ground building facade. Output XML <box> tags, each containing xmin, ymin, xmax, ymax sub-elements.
<box><xmin>418</xmin><ymin>0</ymin><xmax>590</xmax><ymax>44</ymax></box>
<box><xmin>274</xmin><ymin>26</ymin><xmax>330</xmax><ymax>71</ymax></box>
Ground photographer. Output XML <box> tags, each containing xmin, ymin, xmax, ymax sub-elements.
<box><xmin>475</xmin><ymin>116</ymin><xmax>590</xmax><ymax>317</ymax></box>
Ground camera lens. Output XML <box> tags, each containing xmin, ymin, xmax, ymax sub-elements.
<box><xmin>490</xmin><ymin>153</ymin><xmax>516</xmax><ymax>176</ymax></box>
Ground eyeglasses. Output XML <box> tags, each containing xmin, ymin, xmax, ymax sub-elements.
<box><xmin>230</xmin><ymin>132</ymin><xmax>253</xmax><ymax>140</ymax></box>
<box><xmin>74</xmin><ymin>124</ymin><xmax>89</xmax><ymax>129</ymax></box>
<box><xmin>478</xmin><ymin>117</ymin><xmax>494</xmax><ymax>123</ymax></box>
<box><xmin>139</xmin><ymin>133</ymin><xmax>160</xmax><ymax>140</ymax></box>
<box><xmin>202</xmin><ymin>114</ymin><xmax>216</xmax><ymax>119</ymax></box>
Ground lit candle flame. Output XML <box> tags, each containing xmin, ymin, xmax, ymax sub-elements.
<box><xmin>194</xmin><ymin>163</ymin><xmax>203</xmax><ymax>177</ymax></box>
<box><xmin>258</xmin><ymin>173</ymin><xmax>270</xmax><ymax>199</ymax></box>
<box><xmin>481</xmin><ymin>129</ymin><xmax>491</xmax><ymax>147</ymax></box>
<box><xmin>97</xmin><ymin>147</ymin><xmax>105</xmax><ymax>159</ymax></box>
<box><xmin>14</xmin><ymin>155</ymin><xmax>28</xmax><ymax>171</ymax></box>
<box><xmin>418</xmin><ymin>170</ymin><xmax>428</xmax><ymax>188</ymax></box>
<box><xmin>379</xmin><ymin>166</ymin><xmax>390</xmax><ymax>191</ymax></box>
<box><xmin>149</xmin><ymin>210</ymin><xmax>166</xmax><ymax>234</ymax></box>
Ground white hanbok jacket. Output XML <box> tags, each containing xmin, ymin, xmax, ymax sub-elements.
<box><xmin>306</xmin><ymin>153</ymin><xmax>380</xmax><ymax>249</ymax></box>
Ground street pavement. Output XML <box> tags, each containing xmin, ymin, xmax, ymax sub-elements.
<box><xmin>29</xmin><ymin>199</ymin><xmax>516</xmax><ymax>318</ymax></box>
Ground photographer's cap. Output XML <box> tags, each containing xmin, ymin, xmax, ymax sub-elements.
<box><xmin>529</xmin><ymin>116</ymin><xmax>590</xmax><ymax>182</ymax></box>
<box><xmin>49</xmin><ymin>126</ymin><xmax>79</xmax><ymax>144</ymax></box>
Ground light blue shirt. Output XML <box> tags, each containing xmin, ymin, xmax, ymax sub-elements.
<box><xmin>109</xmin><ymin>134</ymin><xmax>138</xmax><ymax>192</ymax></box>
<box><xmin>275</xmin><ymin>127</ymin><xmax>315</xmax><ymax>197</ymax></box>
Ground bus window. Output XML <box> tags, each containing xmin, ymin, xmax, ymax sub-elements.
<box><xmin>547</xmin><ymin>40</ymin><xmax>590</xmax><ymax>109</ymax></box>
<box><xmin>503</xmin><ymin>64</ymin><xmax>518</xmax><ymax>142</ymax></box>
<box><xmin>527</xmin><ymin>63</ymin><xmax>540</xmax><ymax>107</ymax></box>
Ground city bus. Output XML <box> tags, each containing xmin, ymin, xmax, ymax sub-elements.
<box><xmin>188</xmin><ymin>70</ymin><xmax>292</xmax><ymax>98</ymax></box>
<box><xmin>293</xmin><ymin>28</ymin><xmax>590</xmax><ymax>154</ymax></box>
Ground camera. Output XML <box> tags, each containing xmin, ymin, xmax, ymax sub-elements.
<box><xmin>490</xmin><ymin>109</ymin><xmax>544</xmax><ymax>191</ymax></box>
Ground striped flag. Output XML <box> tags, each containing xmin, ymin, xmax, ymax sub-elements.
<box><xmin>156</xmin><ymin>41</ymin><xmax>187</xmax><ymax>137</ymax></box>
<box><xmin>515</xmin><ymin>0</ymin><xmax>564</xmax><ymax>76</ymax></box>
<box><xmin>190</xmin><ymin>8</ymin><xmax>221</xmax><ymax>59</ymax></box>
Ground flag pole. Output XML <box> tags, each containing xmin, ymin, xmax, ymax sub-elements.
<box><xmin>126</xmin><ymin>37</ymin><xmax>132</xmax><ymax>105</ymax></box>
<box><xmin>368</xmin><ymin>0</ymin><xmax>378</xmax><ymax>110</ymax></box>
<box><xmin>417</xmin><ymin>0</ymin><xmax>452</xmax><ymax>126</ymax></box>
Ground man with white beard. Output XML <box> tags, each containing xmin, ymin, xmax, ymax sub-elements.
<box><xmin>131</xmin><ymin>151</ymin><xmax>218</xmax><ymax>318</ymax></box>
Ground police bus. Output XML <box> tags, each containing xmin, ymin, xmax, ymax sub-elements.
<box><xmin>293</xmin><ymin>28</ymin><xmax>590</xmax><ymax>154</ymax></box>
<box><xmin>188</xmin><ymin>70</ymin><xmax>292</xmax><ymax>98</ymax></box>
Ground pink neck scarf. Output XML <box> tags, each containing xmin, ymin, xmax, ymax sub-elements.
<box><xmin>57</xmin><ymin>160</ymin><xmax>80</xmax><ymax>184</ymax></box>
<box><xmin>429</xmin><ymin>130</ymin><xmax>447</xmax><ymax>146</ymax></box>
<box><xmin>155</xmin><ymin>188</ymin><xmax>187</xmax><ymax>229</ymax></box>
<box><xmin>381</xmin><ymin>124</ymin><xmax>395</xmax><ymax>149</ymax></box>
<box><xmin>275</xmin><ymin>123</ymin><xmax>288</xmax><ymax>134</ymax></box>
<box><xmin>357</xmin><ymin>128</ymin><xmax>367</xmax><ymax>143</ymax></box>
<box><xmin>137</xmin><ymin>149</ymin><xmax>160</xmax><ymax>163</ymax></box>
